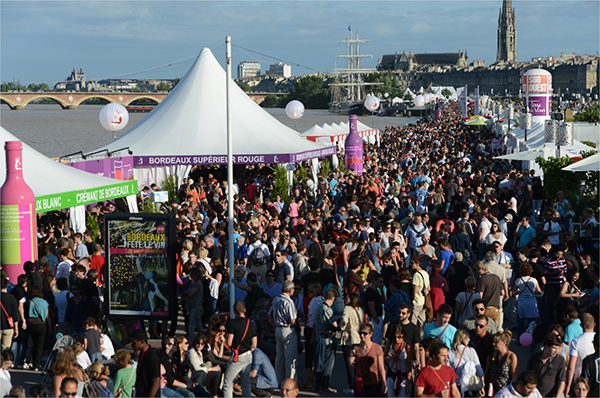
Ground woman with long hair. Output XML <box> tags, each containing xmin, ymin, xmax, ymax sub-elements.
<box><xmin>484</xmin><ymin>222</ymin><xmax>507</xmax><ymax>249</ymax></box>
<box><xmin>87</xmin><ymin>362</ymin><xmax>113</xmax><ymax>391</ymax></box>
<box><xmin>52</xmin><ymin>346</ymin><xmax>87</xmax><ymax>398</ymax></box>
<box><xmin>350</xmin><ymin>322</ymin><xmax>387</xmax><ymax>397</ymax></box>
<box><xmin>484</xmin><ymin>331</ymin><xmax>517</xmax><ymax>396</ymax></box>
<box><xmin>384</xmin><ymin>324</ymin><xmax>412</xmax><ymax>397</ymax></box>
<box><xmin>188</xmin><ymin>334</ymin><xmax>221</xmax><ymax>396</ymax></box>
<box><xmin>339</xmin><ymin>292</ymin><xmax>364</xmax><ymax>394</ymax></box>
<box><xmin>557</xmin><ymin>268</ymin><xmax>582</xmax><ymax>317</ymax></box>
<box><xmin>448</xmin><ymin>329</ymin><xmax>484</xmax><ymax>396</ymax></box>
<box><xmin>206</xmin><ymin>322</ymin><xmax>230</xmax><ymax>367</ymax></box>
<box><xmin>571</xmin><ymin>377</ymin><xmax>591</xmax><ymax>398</ymax></box>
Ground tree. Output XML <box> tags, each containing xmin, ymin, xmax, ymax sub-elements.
<box><xmin>236</xmin><ymin>81</ymin><xmax>251</xmax><ymax>92</ymax></box>
<box><xmin>441</xmin><ymin>88</ymin><xmax>452</xmax><ymax>99</ymax></box>
<box><xmin>364</xmin><ymin>71</ymin><xmax>402</xmax><ymax>98</ymax></box>
<box><xmin>38</xmin><ymin>83</ymin><xmax>51</xmax><ymax>92</ymax></box>
<box><xmin>156</xmin><ymin>82</ymin><xmax>171</xmax><ymax>92</ymax></box>
<box><xmin>260</xmin><ymin>94</ymin><xmax>282</xmax><ymax>108</ymax></box>
<box><xmin>574</xmin><ymin>105</ymin><xmax>599</xmax><ymax>123</ymax></box>
<box><xmin>285</xmin><ymin>75</ymin><xmax>330</xmax><ymax>109</ymax></box>
<box><xmin>271</xmin><ymin>165</ymin><xmax>290</xmax><ymax>203</ymax></box>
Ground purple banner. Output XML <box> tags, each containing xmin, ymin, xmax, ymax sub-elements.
<box><xmin>134</xmin><ymin>147</ymin><xmax>337</xmax><ymax>166</ymax></box>
<box><xmin>527</xmin><ymin>95</ymin><xmax>551</xmax><ymax>117</ymax></box>
<box><xmin>69</xmin><ymin>156</ymin><xmax>135</xmax><ymax>180</ymax></box>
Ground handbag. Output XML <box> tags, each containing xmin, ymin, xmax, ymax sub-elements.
<box><xmin>0</xmin><ymin>302</ymin><xmax>14</xmax><ymax>328</ymax></box>
<box><xmin>466</xmin><ymin>348</ymin><xmax>484</xmax><ymax>391</ymax></box>
<box><xmin>231</xmin><ymin>319</ymin><xmax>250</xmax><ymax>363</ymax></box>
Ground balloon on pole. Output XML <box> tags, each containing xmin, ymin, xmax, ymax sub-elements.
<box><xmin>414</xmin><ymin>95</ymin><xmax>425</xmax><ymax>107</ymax></box>
<box><xmin>99</xmin><ymin>103</ymin><xmax>129</xmax><ymax>139</ymax></box>
<box><xmin>285</xmin><ymin>100</ymin><xmax>305</xmax><ymax>120</ymax></box>
<box><xmin>364</xmin><ymin>95</ymin><xmax>380</xmax><ymax>112</ymax></box>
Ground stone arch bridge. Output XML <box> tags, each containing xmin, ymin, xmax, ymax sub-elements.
<box><xmin>0</xmin><ymin>91</ymin><xmax>284</xmax><ymax>110</ymax></box>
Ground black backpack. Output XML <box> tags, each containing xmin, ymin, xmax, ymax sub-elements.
<box><xmin>249</xmin><ymin>247</ymin><xmax>267</xmax><ymax>266</ymax></box>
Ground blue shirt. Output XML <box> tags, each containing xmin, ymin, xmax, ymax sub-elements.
<box><xmin>423</xmin><ymin>322</ymin><xmax>457</xmax><ymax>349</ymax></box>
<box><xmin>439</xmin><ymin>250</ymin><xmax>454</xmax><ymax>275</ymax></box>
<box><xmin>564</xmin><ymin>319</ymin><xmax>583</xmax><ymax>344</ymax></box>
<box><xmin>252</xmin><ymin>348</ymin><xmax>278</xmax><ymax>389</ymax></box>
<box><xmin>517</xmin><ymin>225</ymin><xmax>536</xmax><ymax>248</ymax></box>
<box><xmin>260</xmin><ymin>282</ymin><xmax>282</xmax><ymax>299</ymax></box>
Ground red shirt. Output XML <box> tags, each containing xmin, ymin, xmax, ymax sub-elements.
<box><xmin>415</xmin><ymin>365</ymin><xmax>457</xmax><ymax>397</ymax></box>
<box><xmin>90</xmin><ymin>254</ymin><xmax>105</xmax><ymax>285</ymax></box>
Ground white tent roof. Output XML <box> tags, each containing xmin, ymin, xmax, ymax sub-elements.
<box><xmin>563</xmin><ymin>153</ymin><xmax>600</xmax><ymax>172</ymax></box>
<box><xmin>1</xmin><ymin>127</ymin><xmax>137</xmax><ymax>213</ymax></box>
<box><xmin>301</xmin><ymin>124</ymin><xmax>330</xmax><ymax>139</ymax></box>
<box><xmin>99</xmin><ymin>48</ymin><xmax>335</xmax><ymax>166</ymax></box>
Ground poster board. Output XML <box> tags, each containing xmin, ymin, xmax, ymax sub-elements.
<box><xmin>105</xmin><ymin>213</ymin><xmax>176</xmax><ymax>319</ymax></box>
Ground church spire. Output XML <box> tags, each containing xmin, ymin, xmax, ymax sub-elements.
<box><xmin>497</xmin><ymin>0</ymin><xmax>517</xmax><ymax>63</ymax></box>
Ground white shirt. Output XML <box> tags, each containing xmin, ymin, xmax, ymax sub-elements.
<box><xmin>495</xmin><ymin>383</ymin><xmax>543</xmax><ymax>398</ymax></box>
<box><xmin>569</xmin><ymin>331</ymin><xmax>596</xmax><ymax>378</ymax></box>
<box><xmin>543</xmin><ymin>220</ymin><xmax>562</xmax><ymax>245</ymax></box>
<box><xmin>100</xmin><ymin>333</ymin><xmax>115</xmax><ymax>359</ymax></box>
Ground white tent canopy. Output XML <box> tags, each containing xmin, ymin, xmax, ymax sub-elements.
<box><xmin>562</xmin><ymin>153</ymin><xmax>600</xmax><ymax>172</ymax></box>
<box><xmin>97</xmin><ymin>48</ymin><xmax>335</xmax><ymax>170</ymax></box>
<box><xmin>1</xmin><ymin>126</ymin><xmax>138</xmax><ymax>231</ymax></box>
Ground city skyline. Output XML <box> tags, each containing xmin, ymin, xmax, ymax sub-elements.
<box><xmin>1</xmin><ymin>0</ymin><xmax>598</xmax><ymax>85</ymax></box>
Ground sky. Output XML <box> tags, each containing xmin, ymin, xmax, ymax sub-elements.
<box><xmin>1</xmin><ymin>0</ymin><xmax>599</xmax><ymax>85</ymax></box>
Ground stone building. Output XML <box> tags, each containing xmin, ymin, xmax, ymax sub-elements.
<box><xmin>53</xmin><ymin>68</ymin><xmax>99</xmax><ymax>92</ymax></box>
<box><xmin>497</xmin><ymin>0</ymin><xmax>517</xmax><ymax>63</ymax></box>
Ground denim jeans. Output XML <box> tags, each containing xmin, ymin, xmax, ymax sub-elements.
<box><xmin>161</xmin><ymin>387</ymin><xmax>183</xmax><ymax>398</ymax></box>
<box><xmin>89</xmin><ymin>352</ymin><xmax>103</xmax><ymax>364</ymax></box>
<box><xmin>315</xmin><ymin>338</ymin><xmax>336</xmax><ymax>391</ymax></box>
<box><xmin>187</xmin><ymin>300</ymin><xmax>204</xmax><ymax>342</ymax></box>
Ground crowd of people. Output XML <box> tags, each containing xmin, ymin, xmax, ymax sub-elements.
<box><xmin>0</xmin><ymin>100</ymin><xmax>598</xmax><ymax>398</ymax></box>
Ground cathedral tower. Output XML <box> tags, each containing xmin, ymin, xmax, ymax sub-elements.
<box><xmin>497</xmin><ymin>0</ymin><xmax>517</xmax><ymax>63</ymax></box>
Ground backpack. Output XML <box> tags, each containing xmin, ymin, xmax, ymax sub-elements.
<box><xmin>83</xmin><ymin>380</ymin><xmax>114</xmax><ymax>398</ymax></box>
<box><xmin>249</xmin><ymin>246</ymin><xmax>267</xmax><ymax>266</ymax></box>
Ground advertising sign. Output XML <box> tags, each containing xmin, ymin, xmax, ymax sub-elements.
<box><xmin>105</xmin><ymin>213</ymin><xmax>176</xmax><ymax>318</ymax></box>
<box><xmin>527</xmin><ymin>96</ymin><xmax>551</xmax><ymax>117</ymax></box>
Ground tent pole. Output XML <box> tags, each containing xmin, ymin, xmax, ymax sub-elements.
<box><xmin>226</xmin><ymin>36</ymin><xmax>235</xmax><ymax>319</ymax></box>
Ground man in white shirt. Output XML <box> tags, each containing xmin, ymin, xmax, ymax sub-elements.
<box><xmin>565</xmin><ymin>313</ymin><xmax>596</xmax><ymax>393</ymax></box>
<box><xmin>495</xmin><ymin>370</ymin><xmax>543</xmax><ymax>398</ymax></box>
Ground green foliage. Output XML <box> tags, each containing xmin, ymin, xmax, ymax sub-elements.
<box><xmin>271</xmin><ymin>166</ymin><xmax>290</xmax><ymax>204</ymax></box>
<box><xmin>236</xmin><ymin>81</ymin><xmax>252</xmax><ymax>92</ymax></box>
<box><xmin>86</xmin><ymin>213</ymin><xmax>101</xmax><ymax>243</ymax></box>
<box><xmin>285</xmin><ymin>75</ymin><xmax>330</xmax><ymax>109</ymax></box>
<box><xmin>337</xmin><ymin>157</ymin><xmax>346</xmax><ymax>173</ymax></box>
<box><xmin>441</xmin><ymin>88</ymin><xmax>452</xmax><ymax>99</ymax></box>
<box><xmin>573</xmin><ymin>105</ymin><xmax>599</xmax><ymax>123</ymax></box>
<box><xmin>403</xmin><ymin>91</ymin><xmax>414</xmax><ymax>102</ymax></box>
<box><xmin>156</xmin><ymin>82</ymin><xmax>171</xmax><ymax>92</ymax></box>
<box><xmin>295</xmin><ymin>165</ymin><xmax>308</xmax><ymax>185</ymax></box>
<box><xmin>140</xmin><ymin>199</ymin><xmax>159</xmax><ymax>213</ymax></box>
<box><xmin>161</xmin><ymin>175</ymin><xmax>178</xmax><ymax>203</ymax></box>
<box><xmin>1</xmin><ymin>82</ymin><xmax>50</xmax><ymax>92</ymax></box>
<box><xmin>581</xmin><ymin>141</ymin><xmax>597</xmax><ymax>148</ymax></box>
<box><xmin>172</xmin><ymin>78</ymin><xmax>181</xmax><ymax>88</ymax></box>
<box><xmin>260</xmin><ymin>94</ymin><xmax>282</xmax><ymax>108</ymax></box>
<box><xmin>320</xmin><ymin>159</ymin><xmax>331</xmax><ymax>177</ymax></box>
<box><xmin>536</xmin><ymin>151</ymin><xmax>599</xmax><ymax>216</ymax></box>
<box><xmin>364</xmin><ymin>71</ymin><xmax>402</xmax><ymax>98</ymax></box>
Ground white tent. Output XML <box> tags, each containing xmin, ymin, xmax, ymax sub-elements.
<box><xmin>90</xmin><ymin>48</ymin><xmax>335</xmax><ymax>187</ymax></box>
<box><xmin>1</xmin><ymin>126</ymin><xmax>138</xmax><ymax>231</ymax></box>
<box><xmin>562</xmin><ymin>153</ymin><xmax>600</xmax><ymax>172</ymax></box>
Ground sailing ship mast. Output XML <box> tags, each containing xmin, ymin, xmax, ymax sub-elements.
<box><xmin>330</xmin><ymin>30</ymin><xmax>380</xmax><ymax>113</ymax></box>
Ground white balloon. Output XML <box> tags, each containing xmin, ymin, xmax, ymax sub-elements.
<box><xmin>364</xmin><ymin>95</ymin><xmax>380</xmax><ymax>111</ymax></box>
<box><xmin>285</xmin><ymin>100</ymin><xmax>305</xmax><ymax>120</ymax></box>
<box><xmin>99</xmin><ymin>103</ymin><xmax>129</xmax><ymax>132</ymax></box>
<box><xmin>414</xmin><ymin>95</ymin><xmax>425</xmax><ymax>107</ymax></box>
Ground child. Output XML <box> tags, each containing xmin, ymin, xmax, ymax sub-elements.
<box><xmin>83</xmin><ymin>317</ymin><xmax>103</xmax><ymax>363</ymax></box>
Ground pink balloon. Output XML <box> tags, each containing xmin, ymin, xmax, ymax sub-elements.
<box><xmin>519</xmin><ymin>332</ymin><xmax>533</xmax><ymax>346</ymax></box>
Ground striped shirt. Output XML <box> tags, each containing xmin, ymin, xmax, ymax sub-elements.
<box><xmin>544</xmin><ymin>256</ymin><xmax>568</xmax><ymax>285</ymax></box>
<box><xmin>268</xmin><ymin>293</ymin><xmax>297</xmax><ymax>327</ymax></box>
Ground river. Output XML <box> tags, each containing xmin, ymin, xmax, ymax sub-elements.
<box><xmin>0</xmin><ymin>104</ymin><xmax>419</xmax><ymax>158</ymax></box>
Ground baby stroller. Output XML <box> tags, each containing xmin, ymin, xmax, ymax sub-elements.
<box><xmin>41</xmin><ymin>335</ymin><xmax>76</xmax><ymax>390</ymax></box>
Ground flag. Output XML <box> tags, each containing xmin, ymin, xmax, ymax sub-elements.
<box><xmin>426</xmin><ymin>82</ymin><xmax>432</xmax><ymax>93</ymax></box>
<box><xmin>474</xmin><ymin>87</ymin><xmax>480</xmax><ymax>115</ymax></box>
<box><xmin>348</xmin><ymin>26</ymin><xmax>351</xmax><ymax>32</ymax></box>
<box><xmin>459</xmin><ymin>86</ymin><xmax>468</xmax><ymax>119</ymax></box>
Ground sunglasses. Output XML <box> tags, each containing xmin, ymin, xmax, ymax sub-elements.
<box><xmin>218</xmin><ymin>328</ymin><xmax>226</xmax><ymax>332</ymax></box>
<box><xmin>166</xmin><ymin>342</ymin><xmax>174</xmax><ymax>346</ymax></box>
<box><xmin>63</xmin><ymin>393</ymin><xmax>78</xmax><ymax>397</ymax></box>
<box><xmin>475</xmin><ymin>308</ymin><xmax>485</xmax><ymax>312</ymax></box>
<box><xmin>359</xmin><ymin>331</ymin><xmax>370</xmax><ymax>336</ymax></box>
<box><xmin>476</xmin><ymin>324</ymin><xmax>486</xmax><ymax>328</ymax></box>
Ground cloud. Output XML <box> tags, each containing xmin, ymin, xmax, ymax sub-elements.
<box><xmin>408</xmin><ymin>21</ymin><xmax>432</xmax><ymax>34</ymax></box>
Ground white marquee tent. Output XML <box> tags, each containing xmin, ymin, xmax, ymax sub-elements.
<box><xmin>1</xmin><ymin>126</ymin><xmax>138</xmax><ymax>231</ymax></box>
<box><xmin>87</xmin><ymin>48</ymin><xmax>335</xmax><ymax>187</ymax></box>
<box><xmin>562</xmin><ymin>153</ymin><xmax>600</xmax><ymax>172</ymax></box>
